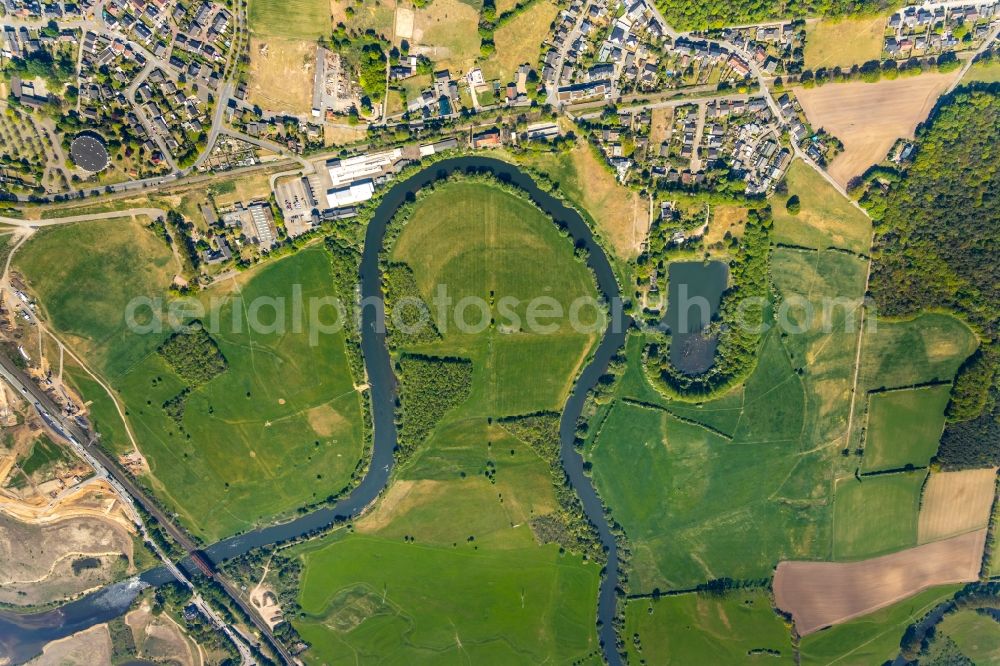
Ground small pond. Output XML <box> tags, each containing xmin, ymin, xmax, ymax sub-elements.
<box><xmin>664</xmin><ymin>260</ymin><xmax>729</xmax><ymax>375</ymax></box>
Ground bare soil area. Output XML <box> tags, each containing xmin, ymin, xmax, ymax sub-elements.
<box><xmin>126</xmin><ymin>600</ymin><xmax>200</xmax><ymax>666</ymax></box>
<box><xmin>775</xmin><ymin>529</ymin><xmax>987</xmax><ymax>635</ymax></box>
<box><xmin>0</xmin><ymin>512</ymin><xmax>133</xmax><ymax>605</ymax></box>
<box><xmin>919</xmin><ymin>468</ymin><xmax>997</xmax><ymax>544</ymax></box>
<box><xmin>28</xmin><ymin>623</ymin><xmax>112</xmax><ymax>666</ymax></box>
<box><xmin>794</xmin><ymin>71</ymin><xmax>962</xmax><ymax>187</ymax></box>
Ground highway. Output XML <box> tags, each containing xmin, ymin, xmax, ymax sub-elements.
<box><xmin>0</xmin><ymin>354</ymin><xmax>291</xmax><ymax>665</ymax></box>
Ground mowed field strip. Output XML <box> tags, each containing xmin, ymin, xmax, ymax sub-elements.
<box><xmin>918</xmin><ymin>468</ymin><xmax>997</xmax><ymax>544</ymax></box>
<box><xmin>794</xmin><ymin>71</ymin><xmax>962</xmax><ymax>187</ymax></box>
<box><xmin>775</xmin><ymin>528</ymin><xmax>987</xmax><ymax>635</ymax></box>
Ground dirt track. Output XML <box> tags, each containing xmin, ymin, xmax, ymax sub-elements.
<box><xmin>774</xmin><ymin>529</ymin><xmax>987</xmax><ymax>635</ymax></box>
<box><xmin>794</xmin><ymin>71</ymin><xmax>961</xmax><ymax>187</ymax></box>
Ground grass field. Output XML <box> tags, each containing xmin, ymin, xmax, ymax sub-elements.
<box><xmin>516</xmin><ymin>140</ymin><xmax>646</xmax><ymax>260</ymax></box>
<box><xmin>773</xmin><ymin>160</ymin><xmax>872</xmax><ymax>254</ymax></box>
<box><xmin>862</xmin><ymin>386</ymin><xmax>951</xmax><ymax>472</ymax></box>
<box><xmin>409</xmin><ymin>0</ymin><xmax>482</xmax><ymax>75</ymax></box>
<box><xmin>772</xmin><ymin>248</ymin><xmax>868</xmax><ymax>447</ymax></box>
<box><xmin>248</xmin><ymin>37</ymin><xmax>316</xmax><ymax>115</ymax></box>
<box><xmin>390</xmin><ymin>181</ymin><xmax>599</xmax><ymax>414</ymax></box>
<box><xmin>288</xmin><ymin>178</ymin><xmax>603</xmax><ymax>662</ymax></box>
<box><xmin>859</xmin><ymin>313</ymin><xmax>978</xmax><ymax>392</ymax></box>
<box><xmin>16</xmin><ymin>221</ymin><xmax>366</xmax><ymax>541</ymax></box>
<box><xmin>938</xmin><ymin>609</ymin><xmax>1000</xmax><ymax>663</ymax></box>
<box><xmin>833</xmin><ymin>472</ymin><xmax>924</xmax><ymax>560</ymax></box>
<box><xmin>803</xmin><ymin>16</ymin><xmax>888</xmax><ymax>69</ymax></box>
<box><xmin>623</xmin><ymin>591</ymin><xmax>794</xmax><ymax>664</ymax></box>
<box><xmin>293</xmin><ymin>534</ymin><xmax>601</xmax><ymax>664</ymax></box>
<box><xmin>799</xmin><ymin>584</ymin><xmax>961</xmax><ymax>665</ymax></box>
<box><xmin>484</xmin><ymin>0</ymin><xmax>559</xmax><ymax>81</ymax></box>
<box><xmin>963</xmin><ymin>59</ymin><xmax>1000</xmax><ymax>84</ymax></box>
<box><xmin>794</xmin><ymin>71</ymin><xmax>963</xmax><ymax>187</ymax></box>
<box><xmin>585</xmin><ymin>328</ymin><xmax>832</xmax><ymax>591</ymax></box>
<box><xmin>248</xmin><ymin>0</ymin><xmax>330</xmax><ymax>39</ymax></box>
<box><xmin>331</xmin><ymin>0</ymin><xmax>396</xmax><ymax>37</ymax></box>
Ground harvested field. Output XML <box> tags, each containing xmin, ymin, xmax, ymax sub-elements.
<box><xmin>774</xmin><ymin>528</ymin><xmax>987</xmax><ymax>635</ymax></box>
<box><xmin>248</xmin><ymin>37</ymin><xmax>315</xmax><ymax>115</ymax></box>
<box><xmin>794</xmin><ymin>71</ymin><xmax>962</xmax><ymax>187</ymax></box>
<box><xmin>918</xmin><ymin>468</ymin><xmax>997</xmax><ymax>544</ymax></box>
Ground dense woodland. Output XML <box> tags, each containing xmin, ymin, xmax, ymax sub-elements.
<box><xmin>655</xmin><ymin>0</ymin><xmax>894</xmax><ymax>29</ymax></box>
<box><xmin>158</xmin><ymin>325</ymin><xmax>228</xmax><ymax>385</ymax></box>
<box><xmin>865</xmin><ymin>86</ymin><xmax>1000</xmax><ymax>469</ymax></box>
<box><xmin>383</xmin><ymin>262</ymin><xmax>440</xmax><ymax>347</ymax></box>
<box><xmin>396</xmin><ymin>354</ymin><xmax>473</xmax><ymax>457</ymax></box>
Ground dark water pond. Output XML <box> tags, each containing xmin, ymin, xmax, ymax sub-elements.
<box><xmin>663</xmin><ymin>261</ymin><xmax>728</xmax><ymax>375</ymax></box>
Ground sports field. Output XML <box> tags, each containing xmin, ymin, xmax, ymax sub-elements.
<box><xmin>862</xmin><ymin>386</ymin><xmax>951</xmax><ymax>472</ymax></box>
<box><xmin>776</xmin><ymin>530</ymin><xmax>984</xmax><ymax>635</ymax></box>
<box><xmin>798</xmin><ymin>584</ymin><xmax>962</xmax><ymax>664</ymax></box>
<box><xmin>288</xmin><ymin>178</ymin><xmax>603</xmax><ymax>661</ymax></box>
<box><xmin>832</xmin><ymin>472</ymin><xmax>924</xmax><ymax>560</ymax></box>
<box><xmin>623</xmin><ymin>590</ymin><xmax>794</xmax><ymax>664</ymax></box>
<box><xmin>773</xmin><ymin>159</ymin><xmax>872</xmax><ymax>254</ymax></box>
<box><xmin>918</xmin><ymin>468</ymin><xmax>997</xmax><ymax>544</ymax></box>
<box><xmin>15</xmin><ymin>221</ymin><xmax>367</xmax><ymax>540</ymax></box>
<box><xmin>803</xmin><ymin>16</ymin><xmax>888</xmax><ymax>70</ymax></box>
<box><xmin>794</xmin><ymin>71</ymin><xmax>962</xmax><ymax>187</ymax></box>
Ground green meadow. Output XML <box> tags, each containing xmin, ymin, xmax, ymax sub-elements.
<box><xmin>858</xmin><ymin>313</ymin><xmax>978</xmax><ymax>392</ymax></box>
<box><xmin>248</xmin><ymin>0</ymin><xmax>330</xmax><ymax>40</ymax></box>
<box><xmin>773</xmin><ymin>160</ymin><xmax>872</xmax><ymax>254</ymax></box>
<box><xmin>585</xmin><ymin>329</ymin><xmax>833</xmax><ymax>591</ymax></box>
<box><xmin>936</xmin><ymin>609</ymin><xmax>1000</xmax><ymax>664</ymax></box>
<box><xmin>832</xmin><ymin>471</ymin><xmax>925</xmax><ymax>560</ymax></box>
<box><xmin>800</xmin><ymin>585</ymin><xmax>961</xmax><ymax>665</ymax></box>
<box><xmin>289</xmin><ymin>180</ymin><xmax>603</xmax><ymax>662</ymax></box>
<box><xmin>624</xmin><ymin>590</ymin><xmax>794</xmax><ymax>665</ymax></box>
<box><xmin>390</xmin><ymin>181</ymin><xmax>600</xmax><ymax>415</ymax></box>
<box><xmin>862</xmin><ymin>386</ymin><xmax>951</xmax><ymax>472</ymax></box>
<box><xmin>16</xmin><ymin>220</ymin><xmax>366</xmax><ymax>541</ymax></box>
<box><xmin>293</xmin><ymin>534</ymin><xmax>601</xmax><ymax>664</ymax></box>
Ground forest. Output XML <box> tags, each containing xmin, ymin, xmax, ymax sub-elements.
<box><xmin>865</xmin><ymin>86</ymin><xmax>1000</xmax><ymax>469</ymax></box>
<box><xmin>158</xmin><ymin>325</ymin><xmax>228</xmax><ymax>385</ymax></box>
<box><xmin>654</xmin><ymin>0</ymin><xmax>893</xmax><ymax>30</ymax></box>
<box><xmin>397</xmin><ymin>354</ymin><xmax>473</xmax><ymax>456</ymax></box>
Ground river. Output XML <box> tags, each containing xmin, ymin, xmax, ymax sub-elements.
<box><xmin>0</xmin><ymin>156</ymin><xmax>629</xmax><ymax>666</ymax></box>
